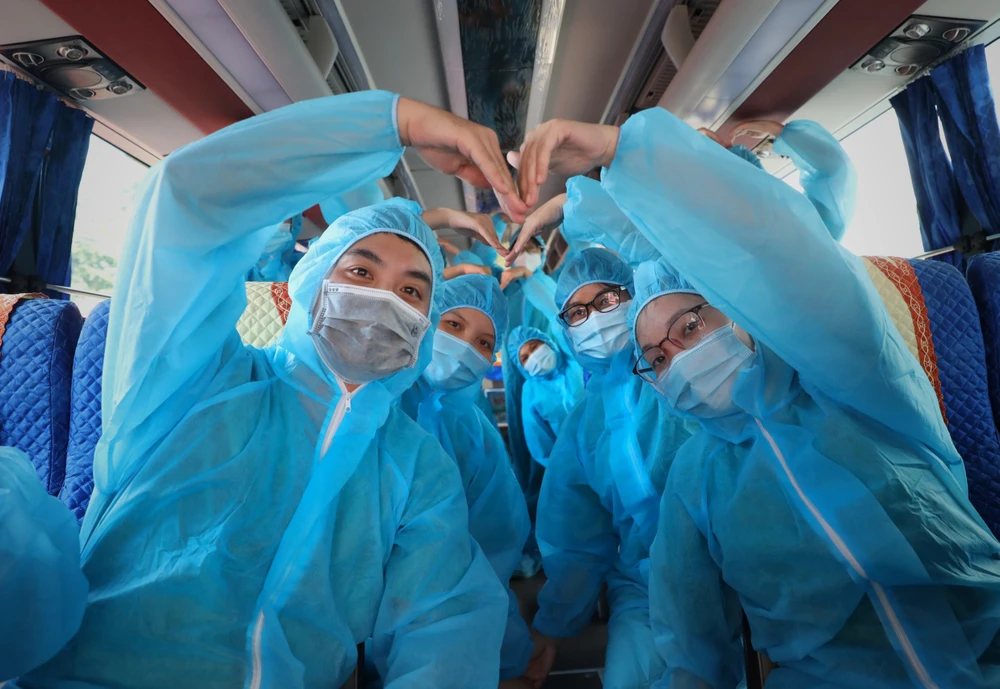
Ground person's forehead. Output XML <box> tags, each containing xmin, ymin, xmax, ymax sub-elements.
<box><xmin>343</xmin><ymin>232</ymin><xmax>430</xmax><ymax>267</ymax></box>
<box><xmin>569</xmin><ymin>282</ymin><xmax>614</xmax><ymax>305</ymax></box>
<box><xmin>636</xmin><ymin>293</ymin><xmax>703</xmax><ymax>338</ymax></box>
<box><xmin>446</xmin><ymin>307</ymin><xmax>495</xmax><ymax>339</ymax></box>
<box><xmin>519</xmin><ymin>338</ymin><xmax>543</xmax><ymax>352</ymax></box>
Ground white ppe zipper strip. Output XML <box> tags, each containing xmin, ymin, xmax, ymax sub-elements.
<box><xmin>753</xmin><ymin>418</ymin><xmax>937</xmax><ymax>689</ymax></box>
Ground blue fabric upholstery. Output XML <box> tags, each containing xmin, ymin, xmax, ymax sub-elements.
<box><xmin>60</xmin><ymin>299</ymin><xmax>110</xmax><ymax>521</ymax></box>
<box><xmin>911</xmin><ymin>258</ymin><xmax>1000</xmax><ymax>536</ymax></box>
<box><xmin>967</xmin><ymin>253</ymin><xmax>1000</xmax><ymax>431</ymax></box>
<box><xmin>0</xmin><ymin>298</ymin><xmax>81</xmax><ymax>494</ymax></box>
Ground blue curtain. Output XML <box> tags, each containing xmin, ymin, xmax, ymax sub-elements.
<box><xmin>34</xmin><ymin>105</ymin><xmax>93</xmax><ymax>293</ymax></box>
<box><xmin>930</xmin><ymin>44</ymin><xmax>1000</xmax><ymax>251</ymax></box>
<box><xmin>891</xmin><ymin>77</ymin><xmax>964</xmax><ymax>265</ymax></box>
<box><xmin>0</xmin><ymin>72</ymin><xmax>59</xmax><ymax>284</ymax></box>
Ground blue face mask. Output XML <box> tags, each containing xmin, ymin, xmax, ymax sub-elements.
<box><xmin>654</xmin><ymin>325</ymin><xmax>755</xmax><ymax>419</ymax></box>
<box><xmin>523</xmin><ymin>343</ymin><xmax>558</xmax><ymax>377</ymax></box>
<box><xmin>423</xmin><ymin>329</ymin><xmax>493</xmax><ymax>392</ymax></box>
<box><xmin>569</xmin><ymin>307</ymin><xmax>630</xmax><ymax>360</ymax></box>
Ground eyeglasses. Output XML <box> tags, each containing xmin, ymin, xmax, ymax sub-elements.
<box><xmin>559</xmin><ymin>287</ymin><xmax>624</xmax><ymax>327</ymax></box>
<box><xmin>632</xmin><ymin>303</ymin><xmax>715</xmax><ymax>383</ymax></box>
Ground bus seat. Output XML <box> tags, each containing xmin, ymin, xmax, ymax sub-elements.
<box><xmin>60</xmin><ymin>299</ymin><xmax>111</xmax><ymax>522</ymax></box>
<box><xmin>966</xmin><ymin>253</ymin><xmax>1000</xmax><ymax>432</ymax></box>
<box><xmin>58</xmin><ymin>284</ymin><xmax>291</xmax><ymax>522</ymax></box>
<box><xmin>237</xmin><ymin>281</ymin><xmax>292</xmax><ymax>348</ymax></box>
<box><xmin>862</xmin><ymin>257</ymin><xmax>1000</xmax><ymax>537</ymax></box>
<box><xmin>0</xmin><ymin>296</ymin><xmax>82</xmax><ymax>495</ymax></box>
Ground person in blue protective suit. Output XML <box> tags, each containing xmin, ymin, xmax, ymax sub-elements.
<box><xmin>509</xmin><ymin>111</ymin><xmax>1000</xmax><ymax>688</ymax></box>
<box><xmin>392</xmin><ymin>273</ymin><xmax>534</xmax><ymax>687</ymax></box>
<box><xmin>507</xmin><ymin>325</ymin><xmax>584</xmax><ymax>470</ymax></box>
<box><xmin>248</xmin><ymin>214</ymin><xmax>305</xmax><ymax>282</ymax></box>
<box><xmin>0</xmin><ymin>447</ymin><xmax>87</xmax><ymax>682</ymax></box>
<box><xmin>16</xmin><ymin>92</ymin><xmax>532</xmax><ymax>689</ymax></box>
<box><xmin>524</xmin><ymin>247</ymin><xmax>694</xmax><ymax>689</ymax></box>
<box><xmin>496</xmin><ymin>219</ymin><xmax>570</xmax><ymax>577</ymax></box>
<box><xmin>505</xmin><ymin>323</ymin><xmax>584</xmax><ymax>578</ymax></box>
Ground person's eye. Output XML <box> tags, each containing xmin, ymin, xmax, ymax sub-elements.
<box><xmin>350</xmin><ymin>267</ymin><xmax>370</xmax><ymax>278</ymax></box>
<box><xmin>480</xmin><ymin>339</ymin><xmax>493</xmax><ymax>351</ymax></box>
<box><xmin>402</xmin><ymin>286</ymin><xmax>423</xmax><ymax>300</ymax></box>
<box><xmin>446</xmin><ymin>320</ymin><xmax>461</xmax><ymax>330</ymax></box>
<box><xmin>682</xmin><ymin>315</ymin><xmax>700</xmax><ymax>335</ymax></box>
<box><xmin>569</xmin><ymin>307</ymin><xmax>587</xmax><ymax>321</ymax></box>
<box><xmin>652</xmin><ymin>354</ymin><xmax>667</xmax><ymax>371</ymax></box>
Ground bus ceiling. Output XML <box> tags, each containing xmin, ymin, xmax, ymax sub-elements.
<box><xmin>1</xmin><ymin>0</ymin><xmax>999</xmax><ymax>209</ymax></box>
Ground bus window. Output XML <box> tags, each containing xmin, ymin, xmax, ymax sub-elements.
<box><xmin>783</xmin><ymin>109</ymin><xmax>924</xmax><ymax>259</ymax></box>
<box><xmin>70</xmin><ymin>135</ymin><xmax>148</xmax><ymax>315</ymax></box>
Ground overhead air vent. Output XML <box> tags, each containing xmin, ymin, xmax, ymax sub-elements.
<box><xmin>0</xmin><ymin>36</ymin><xmax>144</xmax><ymax>102</ymax></box>
<box><xmin>852</xmin><ymin>15</ymin><xmax>986</xmax><ymax>77</ymax></box>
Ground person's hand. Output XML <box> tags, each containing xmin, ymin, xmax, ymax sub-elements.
<box><xmin>437</xmin><ymin>238</ymin><xmax>461</xmax><ymax>256</ymax></box>
<box><xmin>522</xmin><ymin>634</ymin><xmax>558</xmax><ymax>689</ymax></box>
<box><xmin>443</xmin><ymin>263</ymin><xmax>492</xmax><ymax>280</ymax></box>
<box><xmin>500</xmin><ymin>266</ymin><xmax>532</xmax><ymax>290</ymax></box>
<box><xmin>698</xmin><ymin>127</ymin><xmax>730</xmax><ymax>148</ymax></box>
<box><xmin>423</xmin><ymin>207</ymin><xmax>506</xmax><ymax>255</ymax></box>
<box><xmin>397</xmin><ymin>97</ymin><xmax>529</xmax><ymax>221</ymax></box>
<box><xmin>505</xmin><ymin>193</ymin><xmax>566</xmax><ymax>266</ymax></box>
<box><xmin>731</xmin><ymin>119</ymin><xmax>785</xmax><ymax>142</ymax></box>
<box><xmin>508</xmin><ymin>119</ymin><xmax>619</xmax><ymax>208</ymax></box>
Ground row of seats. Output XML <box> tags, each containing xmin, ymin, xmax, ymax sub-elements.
<box><xmin>1</xmin><ymin>258</ymin><xmax>999</xmax><ymax>536</ymax></box>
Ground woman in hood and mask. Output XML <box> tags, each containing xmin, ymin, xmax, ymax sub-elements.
<box><xmin>391</xmin><ymin>273</ymin><xmax>534</xmax><ymax>687</ymax></box>
<box><xmin>524</xmin><ymin>246</ymin><xmax>693</xmax><ymax>689</ymax></box>
<box><xmin>507</xmin><ymin>110</ymin><xmax>1000</xmax><ymax>688</ymax></box>
<box><xmin>17</xmin><ymin>92</ymin><xmax>528</xmax><ymax>689</ymax></box>
<box><xmin>507</xmin><ymin>325</ymin><xmax>584</xmax><ymax>472</ymax></box>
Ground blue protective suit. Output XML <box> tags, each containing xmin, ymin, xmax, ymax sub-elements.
<box><xmin>773</xmin><ymin>120</ymin><xmax>856</xmax><ymax>242</ymax></box>
<box><xmin>0</xmin><ymin>447</ymin><xmax>87</xmax><ymax>681</ymax></box>
<box><xmin>18</xmin><ymin>92</ymin><xmax>507</xmax><ymax>689</ymax></box>
<box><xmin>507</xmin><ymin>325</ymin><xmax>584</xmax><ymax>469</ymax></box>
<box><xmin>396</xmin><ymin>274</ymin><xmax>533</xmax><ymax>680</ymax></box>
<box><xmin>535</xmin><ymin>248</ymin><xmax>693</xmax><ymax>689</ymax></box>
<box><xmin>497</xmin><ymin>228</ymin><xmax>568</xmax><ymax>575</ymax></box>
<box><xmin>506</xmin><ymin>324</ymin><xmax>583</xmax><ymax>576</ymax></box>
<box><xmin>319</xmin><ymin>180</ymin><xmax>385</xmax><ymax>223</ymax></box>
<box><xmin>607</xmin><ymin>106</ymin><xmax>1000</xmax><ymax>688</ymax></box>
<box><xmin>562</xmin><ymin>119</ymin><xmax>855</xmax><ymax>267</ymax></box>
<box><xmin>248</xmin><ymin>214</ymin><xmax>304</xmax><ymax>282</ymax></box>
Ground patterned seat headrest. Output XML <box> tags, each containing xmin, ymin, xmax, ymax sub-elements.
<box><xmin>237</xmin><ymin>282</ymin><xmax>292</xmax><ymax>347</ymax></box>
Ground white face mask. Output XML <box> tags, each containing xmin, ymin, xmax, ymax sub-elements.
<box><xmin>310</xmin><ymin>281</ymin><xmax>430</xmax><ymax>384</ymax></box>
<box><xmin>569</xmin><ymin>307</ymin><xmax>630</xmax><ymax>360</ymax></box>
<box><xmin>423</xmin><ymin>329</ymin><xmax>493</xmax><ymax>392</ymax></box>
<box><xmin>523</xmin><ymin>343</ymin><xmax>557</xmax><ymax>377</ymax></box>
<box><xmin>653</xmin><ymin>325</ymin><xmax>754</xmax><ymax>418</ymax></box>
<box><xmin>513</xmin><ymin>252</ymin><xmax>543</xmax><ymax>272</ymax></box>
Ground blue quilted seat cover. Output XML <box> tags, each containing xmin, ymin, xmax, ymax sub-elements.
<box><xmin>967</xmin><ymin>253</ymin><xmax>1000</xmax><ymax>432</ymax></box>
<box><xmin>0</xmin><ymin>298</ymin><xmax>82</xmax><ymax>495</ymax></box>
<box><xmin>60</xmin><ymin>299</ymin><xmax>110</xmax><ymax>522</ymax></box>
<box><xmin>911</xmin><ymin>258</ymin><xmax>1000</xmax><ymax>536</ymax></box>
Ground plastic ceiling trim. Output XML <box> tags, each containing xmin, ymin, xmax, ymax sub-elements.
<box><xmin>658</xmin><ymin>0</ymin><xmax>783</xmax><ymax>121</ymax></box>
<box><xmin>693</xmin><ymin>0</ymin><xmax>835</xmax><ymax>129</ymax></box>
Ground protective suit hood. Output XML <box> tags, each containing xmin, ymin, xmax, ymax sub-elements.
<box><xmin>627</xmin><ymin>259</ymin><xmax>700</xmax><ymax>352</ymax></box>
<box><xmin>277</xmin><ymin>197</ymin><xmax>444</xmax><ymax>399</ymax></box>
<box><xmin>430</xmin><ymin>273</ymin><xmax>507</xmax><ymax>396</ymax></box>
<box><xmin>555</xmin><ymin>247</ymin><xmax>634</xmax><ymax>312</ymax></box>
<box><xmin>508</xmin><ymin>325</ymin><xmax>562</xmax><ymax>378</ymax></box>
